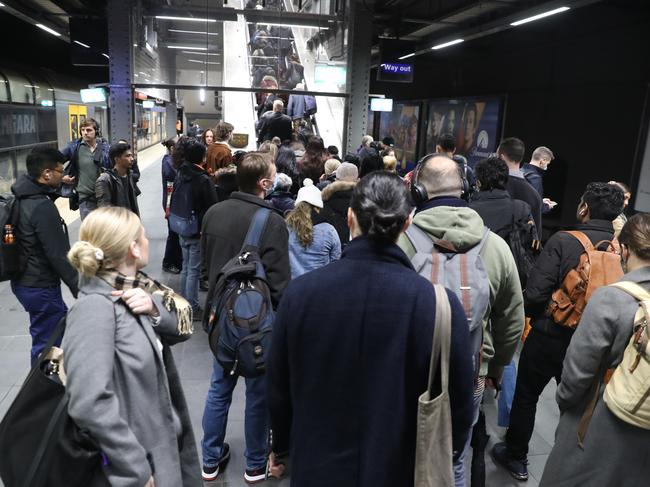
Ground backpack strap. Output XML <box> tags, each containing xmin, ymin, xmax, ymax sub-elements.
<box><xmin>610</xmin><ymin>281</ymin><xmax>650</xmax><ymax>302</ymax></box>
<box><xmin>242</xmin><ymin>208</ymin><xmax>271</xmax><ymax>251</ymax></box>
<box><xmin>564</xmin><ymin>230</ymin><xmax>595</xmax><ymax>252</ymax></box>
<box><xmin>404</xmin><ymin>223</ymin><xmax>435</xmax><ymax>254</ymax></box>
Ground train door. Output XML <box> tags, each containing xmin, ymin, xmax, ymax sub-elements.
<box><xmin>68</xmin><ymin>105</ymin><xmax>88</xmax><ymax>141</ymax></box>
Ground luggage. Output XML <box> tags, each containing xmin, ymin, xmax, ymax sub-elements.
<box><xmin>603</xmin><ymin>281</ymin><xmax>650</xmax><ymax>429</ymax></box>
<box><xmin>405</xmin><ymin>224</ymin><xmax>491</xmax><ymax>379</ymax></box>
<box><xmin>0</xmin><ymin>319</ymin><xmax>101</xmax><ymax>487</ymax></box>
<box><xmin>205</xmin><ymin>208</ymin><xmax>274</xmax><ymax>377</ymax></box>
<box><xmin>414</xmin><ymin>284</ymin><xmax>454</xmax><ymax>487</ymax></box>
<box><xmin>547</xmin><ymin>231</ymin><xmax>623</xmax><ymax>328</ymax></box>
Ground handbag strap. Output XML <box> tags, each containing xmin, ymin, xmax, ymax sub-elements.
<box><xmin>427</xmin><ymin>284</ymin><xmax>452</xmax><ymax>397</ymax></box>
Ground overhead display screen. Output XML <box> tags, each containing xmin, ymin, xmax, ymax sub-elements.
<box><xmin>377</xmin><ymin>62</ymin><xmax>414</xmax><ymax>83</ymax></box>
<box><xmin>370</xmin><ymin>98</ymin><xmax>393</xmax><ymax>112</ymax></box>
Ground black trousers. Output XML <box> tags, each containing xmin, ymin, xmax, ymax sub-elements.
<box><xmin>505</xmin><ymin>328</ymin><xmax>569</xmax><ymax>459</ymax></box>
<box><xmin>163</xmin><ymin>221</ymin><xmax>183</xmax><ymax>268</ymax></box>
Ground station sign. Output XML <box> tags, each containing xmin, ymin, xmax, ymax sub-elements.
<box><xmin>377</xmin><ymin>62</ymin><xmax>414</xmax><ymax>83</ymax></box>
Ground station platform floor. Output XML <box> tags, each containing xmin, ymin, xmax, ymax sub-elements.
<box><xmin>0</xmin><ymin>143</ymin><xmax>561</xmax><ymax>486</ymax></box>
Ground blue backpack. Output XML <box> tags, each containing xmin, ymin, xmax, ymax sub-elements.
<box><xmin>206</xmin><ymin>208</ymin><xmax>274</xmax><ymax>377</ymax></box>
<box><xmin>169</xmin><ymin>176</ymin><xmax>198</xmax><ymax>237</ymax></box>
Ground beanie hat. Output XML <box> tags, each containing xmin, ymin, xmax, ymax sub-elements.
<box><xmin>324</xmin><ymin>159</ymin><xmax>341</xmax><ymax>176</ymax></box>
<box><xmin>296</xmin><ymin>178</ymin><xmax>323</xmax><ymax>208</ymax></box>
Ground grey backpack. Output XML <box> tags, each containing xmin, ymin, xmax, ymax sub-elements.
<box><xmin>405</xmin><ymin>224</ymin><xmax>491</xmax><ymax>379</ymax></box>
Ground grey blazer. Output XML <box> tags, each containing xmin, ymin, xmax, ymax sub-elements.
<box><xmin>63</xmin><ymin>277</ymin><xmax>201</xmax><ymax>487</ymax></box>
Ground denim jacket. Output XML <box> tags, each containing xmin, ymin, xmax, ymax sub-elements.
<box><xmin>288</xmin><ymin>222</ymin><xmax>341</xmax><ymax>278</ymax></box>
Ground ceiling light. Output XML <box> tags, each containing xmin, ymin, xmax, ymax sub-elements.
<box><xmin>188</xmin><ymin>59</ymin><xmax>221</xmax><ymax>65</ymax></box>
<box><xmin>167</xmin><ymin>45</ymin><xmax>208</xmax><ymax>50</ymax></box>
<box><xmin>181</xmin><ymin>50</ymin><xmax>219</xmax><ymax>56</ymax></box>
<box><xmin>246</xmin><ymin>21</ymin><xmax>324</xmax><ymax>29</ymax></box>
<box><xmin>156</xmin><ymin>16</ymin><xmax>216</xmax><ymax>23</ymax></box>
<box><xmin>0</xmin><ymin>3</ymin><xmax>5</xmax><ymax>6</ymax></box>
<box><xmin>134</xmin><ymin>74</ymin><xmax>139</xmax><ymax>77</ymax></box>
<box><xmin>431</xmin><ymin>38</ymin><xmax>464</xmax><ymax>50</ymax></box>
<box><xmin>169</xmin><ymin>29</ymin><xmax>219</xmax><ymax>36</ymax></box>
<box><xmin>36</xmin><ymin>24</ymin><xmax>62</xmax><ymax>37</ymax></box>
<box><xmin>102</xmin><ymin>53</ymin><xmax>110</xmax><ymax>59</ymax></box>
<box><xmin>199</xmin><ymin>88</ymin><xmax>206</xmax><ymax>104</ymax></box>
<box><xmin>398</xmin><ymin>52</ymin><xmax>415</xmax><ymax>60</ymax></box>
<box><xmin>510</xmin><ymin>6</ymin><xmax>570</xmax><ymax>26</ymax></box>
<box><xmin>74</xmin><ymin>40</ymin><xmax>91</xmax><ymax>48</ymax></box>
<box><xmin>139</xmin><ymin>71</ymin><xmax>147</xmax><ymax>75</ymax></box>
<box><xmin>24</xmin><ymin>85</ymin><xmax>40</xmax><ymax>89</ymax></box>
<box><xmin>133</xmin><ymin>43</ymin><xmax>137</xmax><ymax>47</ymax></box>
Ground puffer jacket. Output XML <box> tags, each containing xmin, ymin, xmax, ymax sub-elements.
<box><xmin>320</xmin><ymin>180</ymin><xmax>356</xmax><ymax>247</ymax></box>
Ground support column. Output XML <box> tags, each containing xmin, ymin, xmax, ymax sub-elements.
<box><xmin>343</xmin><ymin>0</ymin><xmax>373</xmax><ymax>155</ymax></box>
<box><xmin>107</xmin><ymin>0</ymin><xmax>134</xmax><ymax>145</ymax></box>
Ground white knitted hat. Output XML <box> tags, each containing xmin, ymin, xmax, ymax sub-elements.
<box><xmin>296</xmin><ymin>178</ymin><xmax>323</xmax><ymax>208</ymax></box>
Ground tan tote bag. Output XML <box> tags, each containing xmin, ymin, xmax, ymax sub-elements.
<box><xmin>414</xmin><ymin>283</ymin><xmax>454</xmax><ymax>486</ymax></box>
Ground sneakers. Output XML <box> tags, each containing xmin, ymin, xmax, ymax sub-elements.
<box><xmin>491</xmin><ymin>442</ymin><xmax>529</xmax><ymax>481</ymax></box>
<box><xmin>202</xmin><ymin>443</ymin><xmax>230</xmax><ymax>482</ymax></box>
<box><xmin>162</xmin><ymin>264</ymin><xmax>181</xmax><ymax>274</ymax></box>
<box><xmin>244</xmin><ymin>466</ymin><xmax>267</xmax><ymax>484</ymax></box>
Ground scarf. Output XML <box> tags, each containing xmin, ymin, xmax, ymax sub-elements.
<box><xmin>97</xmin><ymin>269</ymin><xmax>193</xmax><ymax>335</ymax></box>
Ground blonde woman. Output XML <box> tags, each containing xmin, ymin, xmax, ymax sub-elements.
<box><xmin>64</xmin><ymin>207</ymin><xmax>201</xmax><ymax>487</ymax></box>
<box><xmin>286</xmin><ymin>179</ymin><xmax>341</xmax><ymax>278</ymax></box>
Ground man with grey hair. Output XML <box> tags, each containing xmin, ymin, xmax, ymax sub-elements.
<box><xmin>358</xmin><ymin>135</ymin><xmax>378</xmax><ymax>168</ymax></box>
<box><xmin>320</xmin><ymin>162</ymin><xmax>359</xmax><ymax>246</ymax></box>
<box><xmin>397</xmin><ymin>154</ymin><xmax>524</xmax><ymax>487</ymax></box>
<box><xmin>522</xmin><ymin>146</ymin><xmax>557</xmax><ymax>213</ymax></box>
<box><xmin>257</xmin><ymin>99</ymin><xmax>292</xmax><ymax>144</ymax></box>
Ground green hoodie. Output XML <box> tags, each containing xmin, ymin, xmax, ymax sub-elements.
<box><xmin>397</xmin><ymin>206</ymin><xmax>524</xmax><ymax>379</ymax></box>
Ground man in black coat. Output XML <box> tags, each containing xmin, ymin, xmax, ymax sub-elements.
<box><xmin>320</xmin><ymin>162</ymin><xmax>358</xmax><ymax>247</ymax></box>
<box><xmin>492</xmin><ymin>182</ymin><xmax>625</xmax><ymax>481</ymax></box>
<box><xmin>11</xmin><ymin>148</ymin><xmax>78</xmax><ymax>365</ymax></box>
<box><xmin>521</xmin><ymin>145</ymin><xmax>557</xmax><ymax>214</ymax></box>
<box><xmin>497</xmin><ymin>137</ymin><xmax>543</xmax><ymax>236</ymax></box>
<box><xmin>266</xmin><ymin>172</ymin><xmax>475</xmax><ymax>487</ymax></box>
<box><xmin>257</xmin><ymin>99</ymin><xmax>292</xmax><ymax>144</ymax></box>
<box><xmin>200</xmin><ymin>152</ymin><xmax>290</xmax><ymax>484</ymax></box>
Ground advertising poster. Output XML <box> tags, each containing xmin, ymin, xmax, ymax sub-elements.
<box><xmin>379</xmin><ymin>102</ymin><xmax>420</xmax><ymax>171</ymax></box>
<box><xmin>425</xmin><ymin>96</ymin><xmax>503</xmax><ymax>168</ymax></box>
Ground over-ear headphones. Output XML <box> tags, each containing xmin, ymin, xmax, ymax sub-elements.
<box><xmin>410</xmin><ymin>153</ymin><xmax>470</xmax><ymax>206</ymax></box>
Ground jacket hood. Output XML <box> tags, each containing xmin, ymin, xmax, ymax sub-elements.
<box><xmin>321</xmin><ymin>180</ymin><xmax>356</xmax><ymax>201</ymax></box>
<box><xmin>412</xmin><ymin>206</ymin><xmax>485</xmax><ymax>252</ymax></box>
<box><xmin>11</xmin><ymin>174</ymin><xmax>57</xmax><ymax>198</ymax></box>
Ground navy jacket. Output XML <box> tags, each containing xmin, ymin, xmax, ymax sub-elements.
<box><xmin>522</xmin><ymin>163</ymin><xmax>552</xmax><ymax>214</ymax></box>
<box><xmin>268</xmin><ymin>236</ymin><xmax>474</xmax><ymax>487</ymax></box>
<box><xmin>161</xmin><ymin>153</ymin><xmax>176</xmax><ymax>210</ymax></box>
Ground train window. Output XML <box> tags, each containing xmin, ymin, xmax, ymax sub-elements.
<box><xmin>0</xmin><ymin>73</ymin><xmax>9</xmax><ymax>103</ymax></box>
<box><xmin>4</xmin><ymin>70</ymin><xmax>35</xmax><ymax>105</ymax></box>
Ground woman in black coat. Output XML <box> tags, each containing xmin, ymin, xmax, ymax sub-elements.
<box><xmin>267</xmin><ymin>172</ymin><xmax>475</xmax><ymax>487</ymax></box>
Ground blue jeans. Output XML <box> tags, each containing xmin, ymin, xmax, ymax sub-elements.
<box><xmin>11</xmin><ymin>284</ymin><xmax>67</xmax><ymax>366</ymax></box>
<box><xmin>79</xmin><ymin>197</ymin><xmax>97</xmax><ymax>221</ymax></box>
<box><xmin>179</xmin><ymin>236</ymin><xmax>201</xmax><ymax>311</ymax></box>
<box><xmin>202</xmin><ymin>359</ymin><xmax>268</xmax><ymax>470</ymax></box>
<box><xmin>453</xmin><ymin>381</ymin><xmax>484</xmax><ymax>487</ymax></box>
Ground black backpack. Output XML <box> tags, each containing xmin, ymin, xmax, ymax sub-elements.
<box><xmin>502</xmin><ymin>200</ymin><xmax>540</xmax><ymax>289</ymax></box>
<box><xmin>0</xmin><ymin>193</ymin><xmax>23</xmax><ymax>281</ymax></box>
<box><xmin>205</xmin><ymin>208</ymin><xmax>274</xmax><ymax>378</ymax></box>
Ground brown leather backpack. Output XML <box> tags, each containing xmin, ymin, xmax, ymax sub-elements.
<box><xmin>547</xmin><ymin>231</ymin><xmax>623</xmax><ymax>329</ymax></box>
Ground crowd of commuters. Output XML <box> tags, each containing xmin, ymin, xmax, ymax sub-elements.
<box><xmin>2</xmin><ymin>112</ymin><xmax>648</xmax><ymax>487</ymax></box>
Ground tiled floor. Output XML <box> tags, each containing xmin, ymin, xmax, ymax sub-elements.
<box><xmin>0</xmin><ymin>144</ymin><xmax>560</xmax><ymax>486</ymax></box>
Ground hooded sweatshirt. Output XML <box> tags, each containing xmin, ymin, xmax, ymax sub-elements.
<box><xmin>397</xmin><ymin>200</ymin><xmax>524</xmax><ymax>379</ymax></box>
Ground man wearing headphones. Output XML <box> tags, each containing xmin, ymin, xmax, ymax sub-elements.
<box><xmin>60</xmin><ymin>117</ymin><xmax>111</xmax><ymax>220</ymax></box>
<box><xmin>397</xmin><ymin>154</ymin><xmax>524</xmax><ymax>487</ymax></box>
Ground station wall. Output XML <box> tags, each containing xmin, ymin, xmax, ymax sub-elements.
<box><xmin>371</xmin><ymin>2</ymin><xmax>650</xmax><ymax>226</ymax></box>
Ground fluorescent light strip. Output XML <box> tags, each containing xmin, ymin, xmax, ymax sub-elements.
<box><xmin>398</xmin><ymin>52</ymin><xmax>415</xmax><ymax>60</ymax></box>
<box><xmin>246</xmin><ymin>21</ymin><xmax>323</xmax><ymax>29</ymax></box>
<box><xmin>102</xmin><ymin>53</ymin><xmax>110</xmax><ymax>59</ymax></box>
<box><xmin>0</xmin><ymin>3</ymin><xmax>5</xmax><ymax>6</ymax></box>
<box><xmin>74</xmin><ymin>40</ymin><xmax>91</xmax><ymax>48</ymax></box>
<box><xmin>188</xmin><ymin>59</ymin><xmax>221</xmax><ymax>65</ymax></box>
<box><xmin>167</xmin><ymin>45</ymin><xmax>208</xmax><ymax>50</ymax></box>
<box><xmin>432</xmin><ymin>38</ymin><xmax>464</xmax><ymax>50</ymax></box>
<box><xmin>510</xmin><ymin>6</ymin><xmax>570</xmax><ymax>26</ymax></box>
<box><xmin>169</xmin><ymin>29</ymin><xmax>219</xmax><ymax>36</ymax></box>
<box><xmin>24</xmin><ymin>85</ymin><xmax>40</xmax><ymax>88</ymax></box>
<box><xmin>156</xmin><ymin>16</ymin><xmax>216</xmax><ymax>23</ymax></box>
<box><xmin>36</xmin><ymin>24</ymin><xmax>62</xmax><ymax>37</ymax></box>
<box><xmin>181</xmin><ymin>50</ymin><xmax>219</xmax><ymax>56</ymax></box>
